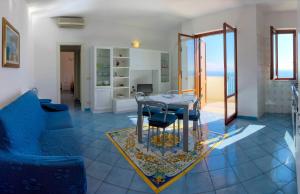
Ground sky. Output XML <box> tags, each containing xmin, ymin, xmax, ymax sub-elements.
<box><xmin>203</xmin><ymin>33</ymin><xmax>235</xmax><ymax>76</ymax></box>
<box><xmin>277</xmin><ymin>33</ymin><xmax>294</xmax><ymax>78</ymax></box>
<box><xmin>183</xmin><ymin>32</ymin><xmax>293</xmax><ymax>78</ymax></box>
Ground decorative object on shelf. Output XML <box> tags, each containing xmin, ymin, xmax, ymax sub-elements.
<box><xmin>2</xmin><ymin>17</ymin><xmax>20</xmax><ymax>68</ymax></box>
<box><xmin>117</xmin><ymin>94</ymin><xmax>125</xmax><ymax>98</ymax></box>
<box><xmin>131</xmin><ymin>39</ymin><xmax>141</xmax><ymax>48</ymax></box>
<box><xmin>119</xmin><ymin>54</ymin><xmax>122</xmax><ymax>57</ymax></box>
<box><xmin>131</xmin><ymin>86</ymin><xmax>136</xmax><ymax>95</ymax></box>
<box><xmin>116</xmin><ymin>60</ymin><xmax>120</xmax><ymax>66</ymax></box>
<box><xmin>119</xmin><ymin>84</ymin><xmax>124</xmax><ymax>87</ymax></box>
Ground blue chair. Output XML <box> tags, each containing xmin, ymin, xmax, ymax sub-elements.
<box><xmin>0</xmin><ymin>91</ymin><xmax>85</xmax><ymax>194</ymax></box>
<box><xmin>144</xmin><ymin>101</ymin><xmax>177</xmax><ymax>155</ymax></box>
<box><xmin>135</xmin><ymin>92</ymin><xmax>160</xmax><ymax>134</ymax></box>
<box><xmin>175</xmin><ymin>98</ymin><xmax>202</xmax><ymax>138</ymax></box>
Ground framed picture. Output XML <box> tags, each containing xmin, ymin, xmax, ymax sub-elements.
<box><xmin>2</xmin><ymin>17</ymin><xmax>20</xmax><ymax>68</ymax></box>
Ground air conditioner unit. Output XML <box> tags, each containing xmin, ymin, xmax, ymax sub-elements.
<box><xmin>57</xmin><ymin>17</ymin><xmax>85</xmax><ymax>29</ymax></box>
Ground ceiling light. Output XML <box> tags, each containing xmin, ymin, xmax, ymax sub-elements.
<box><xmin>131</xmin><ymin>40</ymin><xmax>141</xmax><ymax>48</ymax></box>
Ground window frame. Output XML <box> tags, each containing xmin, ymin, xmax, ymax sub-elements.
<box><xmin>270</xmin><ymin>26</ymin><xmax>297</xmax><ymax>81</ymax></box>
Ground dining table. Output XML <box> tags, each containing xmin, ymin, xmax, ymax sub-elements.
<box><xmin>137</xmin><ymin>94</ymin><xmax>198</xmax><ymax>152</ymax></box>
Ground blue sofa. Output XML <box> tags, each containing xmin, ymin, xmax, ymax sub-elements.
<box><xmin>0</xmin><ymin>91</ymin><xmax>87</xmax><ymax>194</ymax></box>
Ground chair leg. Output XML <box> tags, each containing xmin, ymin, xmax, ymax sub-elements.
<box><xmin>147</xmin><ymin>125</ymin><xmax>150</xmax><ymax>152</ymax></box>
<box><xmin>162</xmin><ymin>128</ymin><xmax>165</xmax><ymax>156</ymax></box>
<box><xmin>177</xmin><ymin>120</ymin><xmax>180</xmax><ymax>142</ymax></box>
<box><xmin>152</xmin><ymin>127</ymin><xmax>154</xmax><ymax>137</ymax></box>
<box><xmin>196</xmin><ymin>122</ymin><xmax>199</xmax><ymax>139</ymax></box>
<box><xmin>136</xmin><ymin>116</ymin><xmax>144</xmax><ymax>135</ymax></box>
<box><xmin>173</xmin><ymin>123</ymin><xmax>176</xmax><ymax>146</ymax></box>
<box><xmin>135</xmin><ymin>125</ymin><xmax>138</xmax><ymax>135</ymax></box>
<box><xmin>199</xmin><ymin>117</ymin><xmax>203</xmax><ymax>136</ymax></box>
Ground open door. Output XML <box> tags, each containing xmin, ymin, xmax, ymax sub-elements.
<box><xmin>223</xmin><ymin>23</ymin><xmax>238</xmax><ymax>124</ymax></box>
<box><xmin>178</xmin><ymin>33</ymin><xmax>199</xmax><ymax>96</ymax></box>
<box><xmin>200</xmin><ymin>40</ymin><xmax>207</xmax><ymax>108</ymax></box>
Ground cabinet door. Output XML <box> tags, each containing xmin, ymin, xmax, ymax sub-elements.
<box><xmin>96</xmin><ymin>48</ymin><xmax>111</xmax><ymax>87</ymax></box>
<box><xmin>95</xmin><ymin>88</ymin><xmax>112</xmax><ymax>112</ymax></box>
<box><xmin>161</xmin><ymin>53</ymin><xmax>169</xmax><ymax>82</ymax></box>
<box><xmin>130</xmin><ymin>49</ymin><xmax>160</xmax><ymax>70</ymax></box>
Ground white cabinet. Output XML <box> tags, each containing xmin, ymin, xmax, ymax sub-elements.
<box><xmin>130</xmin><ymin>48</ymin><xmax>160</xmax><ymax>70</ymax></box>
<box><xmin>90</xmin><ymin>47</ymin><xmax>170</xmax><ymax>113</ymax></box>
<box><xmin>91</xmin><ymin>47</ymin><xmax>113</xmax><ymax>113</ymax></box>
<box><xmin>113</xmin><ymin>98</ymin><xmax>137</xmax><ymax>113</ymax></box>
<box><xmin>94</xmin><ymin>88</ymin><xmax>113</xmax><ymax>112</ymax></box>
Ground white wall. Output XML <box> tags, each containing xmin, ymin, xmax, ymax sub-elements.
<box><xmin>32</xmin><ymin>16</ymin><xmax>170</xmax><ymax>109</ymax></box>
<box><xmin>175</xmin><ymin>6</ymin><xmax>259</xmax><ymax>117</ymax></box>
<box><xmin>256</xmin><ymin>6</ymin><xmax>266</xmax><ymax>117</ymax></box>
<box><xmin>0</xmin><ymin>0</ymin><xmax>34</xmax><ymax>107</ymax></box>
<box><xmin>168</xmin><ymin>25</ymin><xmax>181</xmax><ymax>91</ymax></box>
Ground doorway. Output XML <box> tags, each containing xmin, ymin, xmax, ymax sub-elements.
<box><xmin>178</xmin><ymin>23</ymin><xmax>237</xmax><ymax>125</ymax></box>
<box><xmin>201</xmin><ymin>33</ymin><xmax>225</xmax><ymax>115</ymax></box>
<box><xmin>60</xmin><ymin>45</ymin><xmax>81</xmax><ymax>110</ymax></box>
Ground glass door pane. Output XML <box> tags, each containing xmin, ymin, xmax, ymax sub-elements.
<box><xmin>96</xmin><ymin>48</ymin><xmax>111</xmax><ymax>86</ymax></box>
<box><xmin>224</xmin><ymin>23</ymin><xmax>237</xmax><ymax>124</ymax></box>
<box><xmin>178</xmin><ymin>34</ymin><xmax>196</xmax><ymax>94</ymax></box>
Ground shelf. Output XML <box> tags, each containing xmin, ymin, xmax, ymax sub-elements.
<box><xmin>114</xmin><ymin>87</ymin><xmax>129</xmax><ymax>89</ymax></box>
<box><xmin>113</xmin><ymin>66</ymin><xmax>129</xmax><ymax>69</ymax></box>
<box><xmin>113</xmin><ymin>57</ymin><xmax>129</xmax><ymax>59</ymax></box>
<box><xmin>114</xmin><ymin>77</ymin><xmax>129</xmax><ymax>79</ymax></box>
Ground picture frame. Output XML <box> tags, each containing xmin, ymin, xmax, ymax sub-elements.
<box><xmin>2</xmin><ymin>17</ymin><xmax>20</xmax><ymax>68</ymax></box>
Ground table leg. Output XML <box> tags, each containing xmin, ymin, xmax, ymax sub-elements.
<box><xmin>137</xmin><ymin>102</ymin><xmax>143</xmax><ymax>143</ymax></box>
<box><xmin>183</xmin><ymin>105</ymin><xmax>189</xmax><ymax>152</ymax></box>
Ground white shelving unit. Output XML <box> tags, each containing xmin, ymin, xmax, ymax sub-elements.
<box><xmin>91</xmin><ymin>47</ymin><xmax>170</xmax><ymax>113</ymax></box>
<box><xmin>113</xmin><ymin>48</ymin><xmax>130</xmax><ymax>99</ymax></box>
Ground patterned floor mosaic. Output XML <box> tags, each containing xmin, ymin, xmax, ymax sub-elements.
<box><xmin>107</xmin><ymin>126</ymin><xmax>226</xmax><ymax>193</ymax></box>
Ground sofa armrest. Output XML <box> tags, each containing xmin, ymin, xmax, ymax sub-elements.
<box><xmin>0</xmin><ymin>151</ymin><xmax>86</xmax><ymax>194</ymax></box>
<box><xmin>39</xmin><ymin>99</ymin><xmax>52</xmax><ymax>104</ymax></box>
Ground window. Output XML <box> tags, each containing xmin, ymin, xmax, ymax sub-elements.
<box><xmin>270</xmin><ymin>26</ymin><xmax>297</xmax><ymax>80</ymax></box>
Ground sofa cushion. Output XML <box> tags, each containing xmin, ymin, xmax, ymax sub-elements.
<box><xmin>0</xmin><ymin>91</ymin><xmax>46</xmax><ymax>154</ymax></box>
<box><xmin>46</xmin><ymin>111</ymin><xmax>73</xmax><ymax>130</ymax></box>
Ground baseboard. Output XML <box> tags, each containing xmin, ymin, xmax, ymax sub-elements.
<box><xmin>237</xmin><ymin>115</ymin><xmax>258</xmax><ymax>120</ymax></box>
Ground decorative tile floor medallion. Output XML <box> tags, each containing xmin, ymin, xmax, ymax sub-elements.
<box><xmin>107</xmin><ymin>126</ymin><xmax>226</xmax><ymax>193</ymax></box>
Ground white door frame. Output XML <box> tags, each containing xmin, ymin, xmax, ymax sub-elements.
<box><xmin>57</xmin><ymin>42</ymin><xmax>85</xmax><ymax>111</ymax></box>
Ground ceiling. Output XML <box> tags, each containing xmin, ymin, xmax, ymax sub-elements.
<box><xmin>26</xmin><ymin>0</ymin><xmax>297</xmax><ymax>31</ymax></box>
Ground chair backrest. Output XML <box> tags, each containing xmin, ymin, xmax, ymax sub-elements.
<box><xmin>143</xmin><ymin>101</ymin><xmax>168</xmax><ymax>122</ymax></box>
<box><xmin>193</xmin><ymin>98</ymin><xmax>200</xmax><ymax>111</ymax></box>
<box><xmin>134</xmin><ymin>92</ymin><xmax>145</xmax><ymax>103</ymax></box>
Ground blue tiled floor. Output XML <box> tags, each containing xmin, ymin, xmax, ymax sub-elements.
<box><xmin>45</xmin><ymin>109</ymin><xmax>298</xmax><ymax>194</ymax></box>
